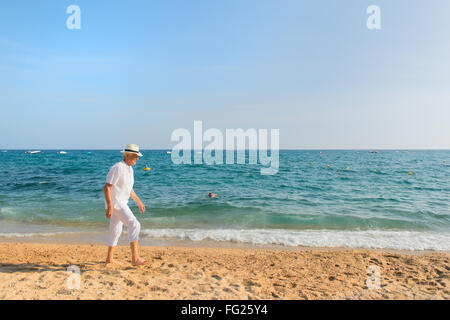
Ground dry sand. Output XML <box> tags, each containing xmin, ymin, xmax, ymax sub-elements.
<box><xmin>0</xmin><ymin>242</ymin><xmax>448</xmax><ymax>300</ymax></box>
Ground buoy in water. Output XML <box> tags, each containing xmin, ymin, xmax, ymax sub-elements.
<box><xmin>408</xmin><ymin>171</ymin><xmax>412</xmax><ymax>175</ymax></box>
<box><xmin>144</xmin><ymin>166</ymin><xmax>150</xmax><ymax>171</ymax></box>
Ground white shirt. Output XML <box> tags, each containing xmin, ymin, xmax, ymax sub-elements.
<box><xmin>105</xmin><ymin>161</ymin><xmax>134</xmax><ymax>209</ymax></box>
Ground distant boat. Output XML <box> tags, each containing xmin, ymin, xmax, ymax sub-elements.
<box><xmin>166</xmin><ymin>151</ymin><xmax>171</xmax><ymax>154</ymax></box>
<box><xmin>58</xmin><ymin>151</ymin><xmax>67</xmax><ymax>154</ymax></box>
<box><xmin>370</xmin><ymin>150</ymin><xmax>378</xmax><ymax>154</ymax></box>
<box><xmin>25</xmin><ymin>150</ymin><xmax>41</xmax><ymax>154</ymax></box>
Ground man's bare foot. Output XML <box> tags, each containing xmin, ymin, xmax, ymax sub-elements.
<box><xmin>131</xmin><ymin>258</ymin><xmax>148</xmax><ymax>266</ymax></box>
<box><xmin>105</xmin><ymin>259</ymin><xmax>116</xmax><ymax>264</ymax></box>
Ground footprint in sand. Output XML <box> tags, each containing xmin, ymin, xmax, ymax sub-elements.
<box><xmin>434</xmin><ymin>269</ymin><xmax>445</xmax><ymax>277</ymax></box>
<box><xmin>56</xmin><ymin>289</ymin><xmax>72</xmax><ymax>295</ymax></box>
<box><xmin>187</xmin><ymin>272</ymin><xmax>202</xmax><ymax>280</ymax></box>
<box><xmin>437</xmin><ymin>280</ymin><xmax>446</xmax><ymax>287</ymax></box>
<box><xmin>243</xmin><ymin>279</ymin><xmax>261</xmax><ymax>287</ymax></box>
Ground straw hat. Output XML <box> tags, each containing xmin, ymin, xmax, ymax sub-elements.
<box><xmin>121</xmin><ymin>144</ymin><xmax>143</xmax><ymax>157</ymax></box>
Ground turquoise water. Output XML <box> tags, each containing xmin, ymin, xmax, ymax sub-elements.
<box><xmin>1</xmin><ymin>150</ymin><xmax>449</xmax><ymax>250</ymax></box>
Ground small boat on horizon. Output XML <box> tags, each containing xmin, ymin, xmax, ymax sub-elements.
<box><xmin>166</xmin><ymin>151</ymin><xmax>171</xmax><ymax>154</ymax></box>
<box><xmin>58</xmin><ymin>151</ymin><xmax>67</xmax><ymax>154</ymax></box>
<box><xmin>25</xmin><ymin>150</ymin><xmax>41</xmax><ymax>154</ymax></box>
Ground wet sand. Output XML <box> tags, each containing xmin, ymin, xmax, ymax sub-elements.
<box><xmin>0</xmin><ymin>242</ymin><xmax>448</xmax><ymax>299</ymax></box>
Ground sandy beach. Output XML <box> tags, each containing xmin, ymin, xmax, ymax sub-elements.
<box><xmin>0</xmin><ymin>242</ymin><xmax>448</xmax><ymax>300</ymax></box>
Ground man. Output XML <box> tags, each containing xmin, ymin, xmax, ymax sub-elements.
<box><xmin>104</xmin><ymin>144</ymin><xmax>147</xmax><ymax>266</ymax></box>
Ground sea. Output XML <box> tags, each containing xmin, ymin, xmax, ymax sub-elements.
<box><xmin>0</xmin><ymin>150</ymin><xmax>449</xmax><ymax>251</ymax></box>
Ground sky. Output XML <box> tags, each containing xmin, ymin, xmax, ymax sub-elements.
<box><xmin>1</xmin><ymin>0</ymin><xmax>450</xmax><ymax>149</ymax></box>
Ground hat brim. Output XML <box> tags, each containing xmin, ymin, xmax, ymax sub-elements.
<box><xmin>121</xmin><ymin>150</ymin><xmax>143</xmax><ymax>157</ymax></box>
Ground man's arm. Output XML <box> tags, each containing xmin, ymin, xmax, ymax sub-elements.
<box><xmin>130</xmin><ymin>189</ymin><xmax>146</xmax><ymax>213</ymax></box>
<box><xmin>104</xmin><ymin>183</ymin><xmax>114</xmax><ymax>218</ymax></box>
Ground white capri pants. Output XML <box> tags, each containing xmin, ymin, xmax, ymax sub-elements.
<box><xmin>108</xmin><ymin>205</ymin><xmax>141</xmax><ymax>247</ymax></box>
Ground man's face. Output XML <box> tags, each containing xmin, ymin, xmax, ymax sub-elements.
<box><xmin>124</xmin><ymin>153</ymin><xmax>139</xmax><ymax>166</ymax></box>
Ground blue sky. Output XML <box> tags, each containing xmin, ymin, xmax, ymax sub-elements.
<box><xmin>1</xmin><ymin>0</ymin><xmax>450</xmax><ymax>149</ymax></box>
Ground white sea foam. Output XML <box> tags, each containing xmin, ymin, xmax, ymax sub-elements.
<box><xmin>0</xmin><ymin>207</ymin><xmax>15</xmax><ymax>215</ymax></box>
<box><xmin>0</xmin><ymin>231</ymin><xmax>79</xmax><ymax>238</ymax></box>
<box><xmin>141</xmin><ymin>228</ymin><xmax>450</xmax><ymax>251</ymax></box>
<box><xmin>2</xmin><ymin>227</ymin><xmax>449</xmax><ymax>251</ymax></box>
<box><xmin>0</xmin><ymin>208</ymin><xmax>17</xmax><ymax>219</ymax></box>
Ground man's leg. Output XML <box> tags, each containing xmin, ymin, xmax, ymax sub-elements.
<box><xmin>116</xmin><ymin>205</ymin><xmax>147</xmax><ymax>266</ymax></box>
<box><xmin>106</xmin><ymin>246</ymin><xmax>115</xmax><ymax>264</ymax></box>
<box><xmin>130</xmin><ymin>240</ymin><xmax>147</xmax><ymax>266</ymax></box>
<box><xmin>106</xmin><ymin>211</ymin><xmax>123</xmax><ymax>263</ymax></box>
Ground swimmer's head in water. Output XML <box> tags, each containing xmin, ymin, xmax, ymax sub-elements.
<box><xmin>208</xmin><ymin>193</ymin><xmax>218</xmax><ymax>198</ymax></box>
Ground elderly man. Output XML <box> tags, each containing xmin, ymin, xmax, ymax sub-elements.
<box><xmin>104</xmin><ymin>144</ymin><xmax>147</xmax><ymax>266</ymax></box>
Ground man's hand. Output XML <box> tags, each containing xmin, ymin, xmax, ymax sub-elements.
<box><xmin>137</xmin><ymin>200</ymin><xmax>146</xmax><ymax>214</ymax></box>
<box><xmin>104</xmin><ymin>183</ymin><xmax>114</xmax><ymax>219</ymax></box>
<box><xmin>130</xmin><ymin>189</ymin><xmax>146</xmax><ymax>213</ymax></box>
<box><xmin>106</xmin><ymin>206</ymin><xmax>113</xmax><ymax>219</ymax></box>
